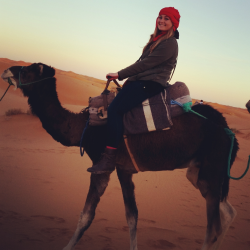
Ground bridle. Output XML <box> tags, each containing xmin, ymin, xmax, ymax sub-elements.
<box><xmin>18</xmin><ymin>66</ymin><xmax>54</xmax><ymax>86</ymax></box>
<box><xmin>0</xmin><ymin>66</ymin><xmax>54</xmax><ymax>101</ymax></box>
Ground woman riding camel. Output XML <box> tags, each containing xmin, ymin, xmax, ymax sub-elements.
<box><xmin>87</xmin><ymin>7</ymin><xmax>181</xmax><ymax>174</ymax></box>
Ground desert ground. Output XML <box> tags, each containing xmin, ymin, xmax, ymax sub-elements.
<box><xmin>0</xmin><ymin>58</ymin><xmax>250</xmax><ymax>250</ymax></box>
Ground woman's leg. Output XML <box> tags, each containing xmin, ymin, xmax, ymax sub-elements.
<box><xmin>106</xmin><ymin>81</ymin><xmax>164</xmax><ymax>148</ymax></box>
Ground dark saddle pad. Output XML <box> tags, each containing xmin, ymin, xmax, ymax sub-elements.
<box><xmin>123</xmin><ymin>81</ymin><xmax>191</xmax><ymax>135</ymax></box>
<box><xmin>123</xmin><ymin>89</ymin><xmax>172</xmax><ymax>134</ymax></box>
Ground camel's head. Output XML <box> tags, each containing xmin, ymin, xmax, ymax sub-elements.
<box><xmin>246</xmin><ymin>100</ymin><xmax>250</xmax><ymax>114</ymax></box>
<box><xmin>1</xmin><ymin>63</ymin><xmax>55</xmax><ymax>91</ymax></box>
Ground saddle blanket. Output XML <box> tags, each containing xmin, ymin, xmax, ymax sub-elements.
<box><xmin>88</xmin><ymin>81</ymin><xmax>192</xmax><ymax>135</ymax></box>
<box><xmin>123</xmin><ymin>81</ymin><xmax>192</xmax><ymax>134</ymax></box>
<box><xmin>123</xmin><ymin>89</ymin><xmax>172</xmax><ymax>134</ymax></box>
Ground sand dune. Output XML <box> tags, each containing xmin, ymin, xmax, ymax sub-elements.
<box><xmin>0</xmin><ymin>59</ymin><xmax>250</xmax><ymax>250</ymax></box>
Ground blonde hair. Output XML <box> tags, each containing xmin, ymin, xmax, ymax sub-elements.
<box><xmin>143</xmin><ymin>27</ymin><xmax>174</xmax><ymax>53</ymax></box>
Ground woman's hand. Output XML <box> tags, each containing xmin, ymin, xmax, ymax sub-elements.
<box><xmin>106</xmin><ymin>73</ymin><xmax>119</xmax><ymax>80</ymax></box>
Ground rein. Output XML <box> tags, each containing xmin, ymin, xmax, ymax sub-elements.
<box><xmin>80</xmin><ymin>117</ymin><xmax>90</xmax><ymax>157</ymax></box>
<box><xmin>0</xmin><ymin>78</ymin><xmax>14</xmax><ymax>102</ymax></box>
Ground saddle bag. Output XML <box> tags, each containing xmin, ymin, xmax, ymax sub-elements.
<box><xmin>88</xmin><ymin>79</ymin><xmax>121</xmax><ymax>126</ymax></box>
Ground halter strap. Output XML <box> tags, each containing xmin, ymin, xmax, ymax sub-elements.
<box><xmin>19</xmin><ymin>66</ymin><xmax>54</xmax><ymax>86</ymax></box>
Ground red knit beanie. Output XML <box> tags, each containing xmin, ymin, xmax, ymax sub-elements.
<box><xmin>158</xmin><ymin>7</ymin><xmax>180</xmax><ymax>31</ymax></box>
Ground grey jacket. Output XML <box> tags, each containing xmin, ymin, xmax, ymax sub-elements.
<box><xmin>118</xmin><ymin>36</ymin><xmax>178</xmax><ymax>87</ymax></box>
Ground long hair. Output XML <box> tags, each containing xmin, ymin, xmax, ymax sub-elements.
<box><xmin>143</xmin><ymin>26</ymin><xmax>174</xmax><ymax>53</ymax></box>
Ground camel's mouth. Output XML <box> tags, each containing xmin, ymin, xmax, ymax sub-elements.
<box><xmin>1</xmin><ymin>69</ymin><xmax>17</xmax><ymax>90</ymax></box>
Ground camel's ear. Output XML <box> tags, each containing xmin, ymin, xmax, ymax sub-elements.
<box><xmin>39</xmin><ymin>65</ymin><xmax>43</xmax><ymax>76</ymax></box>
<box><xmin>38</xmin><ymin>63</ymin><xmax>55</xmax><ymax>77</ymax></box>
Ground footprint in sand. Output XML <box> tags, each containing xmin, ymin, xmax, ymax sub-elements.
<box><xmin>105</xmin><ymin>227</ymin><xmax>121</xmax><ymax>233</ymax></box>
<box><xmin>242</xmin><ymin>218</ymin><xmax>250</xmax><ymax>222</ymax></box>
<box><xmin>97</xmin><ymin>235</ymin><xmax>112</xmax><ymax>243</ymax></box>
<box><xmin>147</xmin><ymin>239</ymin><xmax>177</xmax><ymax>249</ymax></box>
<box><xmin>227</xmin><ymin>234</ymin><xmax>237</xmax><ymax>240</ymax></box>
<box><xmin>181</xmin><ymin>224</ymin><xmax>205</xmax><ymax>229</ymax></box>
<box><xmin>31</xmin><ymin>215</ymin><xmax>66</xmax><ymax>223</ymax></box>
<box><xmin>195</xmin><ymin>239</ymin><xmax>203</xmax><ymax>244</ymax></box>
<box><xmin>94</xmin><ymin>218</ymin><xmax>108</xmax><ymax>223</ymax></box>
<box><xmin>177</xmin><ymin>237</ymin><xmax>192</xmax><ymax>243</ymax></box>
<box><xmin>139</xmin><ymin>218</ymin><xmax>156</xmax><ymax>224</ymax></box>
<box><xmin>101</xmin><ymin>245</ymin><xmax>118</xmax><ymax>250</ymax></box>
<box><xmin>18</xmin><ymin>234</ymin><xmax>42</xmax><ymax>243</ymax></box>
<box><xmin>40</xmin><ymin>227</ymin><xmax>72</xmax><ymax>241</ymax></box>
<box><xmin>143</xmin><ymin>226</ymin><xmax>176</xmax><ymax>234</ymax></box>
<box><xmin>0</xmin><ymin>209</ymin><xmax>5</xmax><ymax>218</ymax></box>
<box><xmin>122</xmin><ymin>226</ymin><xmax>129</xmax><ymax>232</ymax></box>
<box><xmin>104</xmin><ymin>226</ymin><xmax>130</xmax><ymax>233</ymax></box>
<box><xmin>1</xmin><ymin>210</ymin><xmax>30</xmax><ymax>222</ymax></box>
<box><xmin>240</xmin><ymin>194</ymin><xmax>249</xmax><ymax>198</ymax></box>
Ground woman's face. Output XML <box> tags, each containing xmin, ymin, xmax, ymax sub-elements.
<box><xmin>157</xmin><ymin>15</ymin><xmax>173</xmax><ymax>31</ymax></box>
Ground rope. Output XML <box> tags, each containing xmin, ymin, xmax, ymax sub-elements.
<box><xmin>224</xmin><ymin>128</ymin><xmax>250</xmax><ymax>180</ymax></box>
<box><xmin>0</xmin><ymin>77</ymin><xmax>15</xmax><ymax>102</ymax></box>
<box><xmin>80</xmin><ymin>118</ymin><xmax>90</xmax><ymax>156</ymax></box>
<box><xmin>0</xmin><ymin>83</ymin><xmax>11</xmax><ymax>102</ymax></box>
<box><xmin>171</xmin><ymin>100</ymin><xmax>208</xmax><ymax>119</ymax></box>
<box><xmin>171</xmin><ymin>99</ymin><xmax>249</xmax><ymax>180</ymax></box>
<box><xmin>19</xmin><ymin>76</ymin><xmax>54</xmax><ymax>86</ymax></box>
<box><xmin>19</xmin><ymin>67</ymin><xmax>54</xmax><ymax>86</ymax></box>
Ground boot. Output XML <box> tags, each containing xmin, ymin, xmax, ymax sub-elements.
<box><xmin>87</xmin><ymin>148</ymin><xmax>116</xmax><ymax>174</ymax></box>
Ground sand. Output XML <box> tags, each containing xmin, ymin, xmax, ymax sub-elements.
<box><xmin>0</xmin><ymin>58</ymin><xmax>250</xmax><ymax>250</ymax></box>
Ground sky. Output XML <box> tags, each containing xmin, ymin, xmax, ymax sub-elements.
<box><xmin>1</xmin><ymin>0</ymin><xmax>250</xmax><ymax>108</ymax></box>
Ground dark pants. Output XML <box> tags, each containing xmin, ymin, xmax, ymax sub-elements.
<box><xmin>106</xmin><ymin>80</ymin><xmax>165</xmax><ymax>148</ymax></box>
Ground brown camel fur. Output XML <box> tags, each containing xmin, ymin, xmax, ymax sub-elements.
<box><xmin>1</xmin><ymin>63</ymin><xmax>239</xmax><ymax>250</ymax></box>
<box><xmin>246</xmin><ymin>100</ymin><xmax>250</xmax><ymax>113</ymax></box>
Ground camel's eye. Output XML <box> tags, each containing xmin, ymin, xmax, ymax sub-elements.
<box><xmin>21</xmin><ymin>69</ymin><xmax>28</xmax><ymax>80</ymax></box>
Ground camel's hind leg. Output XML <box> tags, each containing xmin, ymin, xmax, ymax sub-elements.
<box><xmin>117</xmin><ymin>168</ymin><xmax>138</xmax><ymax>250</ymax></box>
<box><xmin>209</xmin><ymin>200</ymin><xmax>236</xmax><ymax>250</ymax></box>
<box><xmin>198</xmin><ymin>181</ymin><xmax>237</xmax><ymax>250</ymax></box>
<box><xmin>63</xmin><ymin>173</ymin><xmax>110</xmax><ymax>250</ymax></box>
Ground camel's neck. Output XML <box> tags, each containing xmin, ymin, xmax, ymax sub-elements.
<box><xmin>26</xmin><ymin>78</ymin><xmax>88</xmax><ymax>146</ymax></box>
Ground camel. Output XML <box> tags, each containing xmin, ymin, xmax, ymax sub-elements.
<box><xmin>246</xmin><ymin>100</ymin><xmax>250</xmax><ymax>113</ymax></box>
<box><xmin>1</xmin><ymin>63</ymin><xmax>239</xmax><ymax>250</ymax></box>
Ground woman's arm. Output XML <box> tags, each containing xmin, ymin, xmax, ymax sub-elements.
<box><xmin>118</xmin><ymin>38</ymin><xmax>177</xmax><ymax>80</ymax></box>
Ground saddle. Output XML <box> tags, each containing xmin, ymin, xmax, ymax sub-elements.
<box><xmin>88</xmin><ymin>80</ymin><xmax>192</xmax><ymax>135</ymax></box>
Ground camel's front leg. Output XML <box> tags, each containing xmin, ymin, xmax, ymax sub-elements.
<box><xmin>63</xmin><ymin>173</ymin><xmax>110</xmax><ymax>250</ymax></box>
<box><xmin>117</xmin><ymin>168</ymin><xmax>138</xmax><ymax>250</ymax></box>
